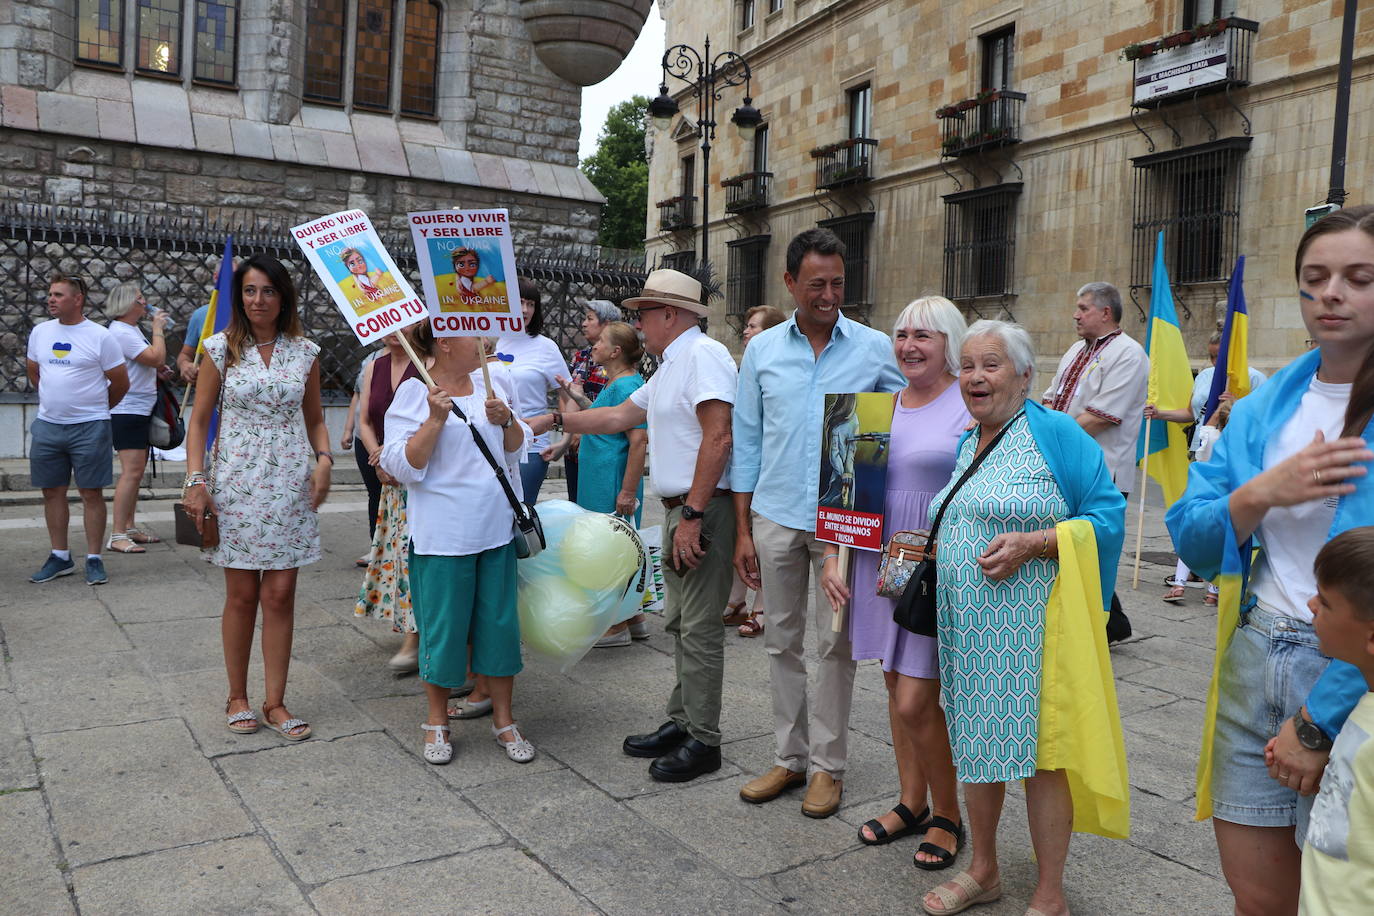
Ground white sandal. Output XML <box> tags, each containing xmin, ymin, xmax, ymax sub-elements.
<box><xmin>494</xmin><ymin>722</ymin><xmax>536</xmax><ymax>763</ymax></box>
<box><xmin>422</xmin><ymin>723</ymin><xmax>453</xmax><ymax>765</ymax></box>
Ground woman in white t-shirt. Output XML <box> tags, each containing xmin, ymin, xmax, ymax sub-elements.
<box><xmin>1168</xmin><ymin>205</ymin><xmax>1374</xmax><ymax>915</ymax></box>
<box><xmin>494</xmin><ymin>282</ymin><xmax>571</xmax><ymax>501</ymax></box>
<box><xmin>104</xmin><ymin>282</ymin><xmax>168</xmax><ymax>553</ymax></box>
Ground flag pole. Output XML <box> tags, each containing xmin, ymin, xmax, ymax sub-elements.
<box><xmin>178</xmin><ymin>351</ymin><xmax>203</xmax><ymax>420</ymax></box>
<box><xmin>1132</xmin><ymin>417</ymin><xmax>1152</xmax><ymax>589</ymax></box>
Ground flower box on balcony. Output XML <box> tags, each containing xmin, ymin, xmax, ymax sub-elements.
<box><xmin>722</xmin><ymin>171</ymin><xmax>772</xmax><ymax>213</ymax></box>
<box><xmin>936</xmin><ymin>90</ymin><xmax>1026</xmax><ymax>158</ymax></box>
<box><xmin>812</xmin><ymin>138</ymin><xmax>878</xmax><ymax>190</ymax></box>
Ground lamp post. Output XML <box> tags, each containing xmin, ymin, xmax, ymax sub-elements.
<box><xmin>647</xmin><ymin>36</ymin><xmax>761</xmax><ymax>273</ymax></box>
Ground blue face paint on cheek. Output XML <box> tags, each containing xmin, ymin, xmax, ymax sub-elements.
<box><xmin>1300</xmin><ymin>289</ymin><xmax>1316</xmax><ymax>300</ymax></box>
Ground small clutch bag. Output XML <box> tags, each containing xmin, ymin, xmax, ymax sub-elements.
<box><xmin>174</xmin><ymin>501</ymin><xmax>218</xmax><ymax>549</ymax></box>
<box><xmin>875</xmin><ymin>530</ymin><xmax>930</xmax><ymax>599</ymax></box>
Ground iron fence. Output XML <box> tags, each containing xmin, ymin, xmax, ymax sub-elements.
<box><xmin>0</xmin><ymin>204</ymin><xmax>648</xmax><ymax>399</ymax></box>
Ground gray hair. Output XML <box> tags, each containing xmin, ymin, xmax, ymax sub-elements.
<box><xmin>963</xmin><ymin>319</ymin><xmax>1036</xmax><ymax>390</ymax></box>
<box><xmin>103</xmin><ymin>281</ymin><xmax>142</xmax><ymax>320</ymax></box>
<box><xmin>1077</xmin><ymin>281</ymin><xmax>1122</xmax><ymax>323</ymax></box>
<box><xmin>891</xmin><ymin>295</ymin><xmax>968</xmax><ymax>376</ymax></box>
<box><xmin>582</xmin><ymin>298</ymin><xmax>622</xmax><ymax>325</ymax></box>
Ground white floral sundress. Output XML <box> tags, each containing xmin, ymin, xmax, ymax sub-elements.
<box><xmin>204</xmin><ymin>333</ymin><xmax>322</xmax><ymax>570</ymax></box>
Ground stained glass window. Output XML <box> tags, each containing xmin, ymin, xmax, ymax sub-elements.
<box><xmin>76</xmin><ymin>0</ymin><xmax>125</xmax><ymax>67</ymax></box>
<box><xmin>193</xmin><ymin>0</ymin><xmax>237</xmax><ymax>84</ymax></box>
<box><xmin>400</xmin><ymin>0</ymin><xmax>439</xmax><ymax>116</ymax></box>
<box><xmin>136</xmin><ymin>0</ymin><xmax>182</xmax><ymax>75</ymax></box>
<box><xmin>304</xmin><ymin>0</ymin><xmax>347</xmax><ymax>102</ymax></box>
<box><xmin>352</xmin><ymin>0</ymin><xmax>393</xmax><ymax>111</ymax></box>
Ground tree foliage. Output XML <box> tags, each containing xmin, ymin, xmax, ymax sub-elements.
<box><xmin>582</xmin><ymin>96</ymin><xmax>649</xmax><ymax>252</ymax></box>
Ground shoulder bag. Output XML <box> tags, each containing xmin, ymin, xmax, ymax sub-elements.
<box><xmin>446</xmin><ymin>399</ymin><xmax>545</xmax><ymax>559</ymax></box>
<box><xmin>892</xmin><ymin>411</ymin><xmax>1023</xmax><ymax>637</ymax></box>
<box><xmin>148</xmin><ymin>379</ymin><xmax>186</xmax><ymax>450</ymax></box>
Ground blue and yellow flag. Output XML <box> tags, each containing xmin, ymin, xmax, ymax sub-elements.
<box><xmin>195</xmin><ymin>236</ymin><xmax>234</xmax><ymax>360</ymax></box>
<box><xmin>1194</xmin><ymin>523</ymin><xmax>1248</xmax><ymax>821</ymax></box>
<box><xmin>1203</xmin><ymin>255</ymin><xmax>1250</xmax><ymax>422</ymax></box>
<box><xmin>1137</xmin><ymin>231</ymin><xmax>1193</xmax><ymax>507</ymax></box>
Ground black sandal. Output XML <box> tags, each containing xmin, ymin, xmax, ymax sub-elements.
<box><xmin>912</xmin><ymin>815</ymin><xmax>963</xmax><ymax>870</ymax></box>
<box><xmin>858</xmin><ymin>802</ymin><xmax>930</xmax><ymax>846</ymax></box>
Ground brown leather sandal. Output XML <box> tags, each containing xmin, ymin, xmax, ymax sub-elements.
<box><xmin>738</xmin><ymin>612</ymin><xmax>764</xmax><ymax>637</ymax></box>
<box><xmin>722</xmin><ymin>601</ymin><xmax>751</xmax><ymax>627</ymax></box>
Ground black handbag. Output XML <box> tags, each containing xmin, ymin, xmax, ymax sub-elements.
<box><xmin>447</xmin><ymin>399</ymin><xmax>545</xmax><ymax>559</ymax></box>
<box><xmin>892</xmin><ymin>412</ymin><xmax>1023</xmax><ymax>637</ymax></box>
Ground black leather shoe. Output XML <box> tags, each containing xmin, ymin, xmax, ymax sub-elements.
<box><xmin>649</xmin><ymin>739</ymin><xmax>722</xmax><ymax>783</ymax></box>
<box><xmin>623</xmin><ymin>721</ymin><xmax>689</xmax><ymax>758</ymax></box>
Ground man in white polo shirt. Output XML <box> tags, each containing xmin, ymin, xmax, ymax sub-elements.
<box><xmin>530</xmin><ymin>268</ymin><xmax>737</xmax><ymax>783</ymax></box>
<box><xmin>25</xmin><ymin>273</ymin><xmax>129</xmax><ymax>585</ymax></box>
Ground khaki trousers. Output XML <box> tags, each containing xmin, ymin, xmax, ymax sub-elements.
<box><xmin>752</xmin><ymin>513</ymin><xmax>856</xmax><ymax>778</ymax></box>
<box><xmin>662</xmin><ymin>494</ymin><xmax>737</xmax><ymax>746</ymax></box>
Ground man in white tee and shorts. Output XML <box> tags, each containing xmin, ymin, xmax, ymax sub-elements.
<box><xmin>25</xmin><ymin>273</ymin><xmax>129</xmax><ymax>585</ymax></box>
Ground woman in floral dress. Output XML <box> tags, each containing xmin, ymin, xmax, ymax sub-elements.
<box><xmin>183</xmin><ymin>254</ymin><xmax>333</xmax><ymax>742</ymax></box>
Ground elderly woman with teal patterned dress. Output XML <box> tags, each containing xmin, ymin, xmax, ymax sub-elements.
<box><xmin>921</xmin><ymin>320</ymin><xmax>1128</xmax><ymax>916</ymax></box>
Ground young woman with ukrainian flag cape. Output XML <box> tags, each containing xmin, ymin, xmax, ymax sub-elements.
<box><xmin>1166</xmin><ymin>205</ymin><xmax>1374</xmax><ymax>915</ymax></box>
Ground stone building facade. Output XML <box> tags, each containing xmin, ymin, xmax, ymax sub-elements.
<box><xmin>646</xmin><ymin>0</ymin><xmax>1374</xmax><ymax>368</ymax></box>
<box><xmin>0</xmin><ymin>0</ymin><xmax>605</xmax><ymax>241</ymax></box>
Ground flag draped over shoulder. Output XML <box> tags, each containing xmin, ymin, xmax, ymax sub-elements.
<box><xmin>1203</xmin><ymin>255</ymin><xmax>1250</xmax><ymax>422</ymax></box>
<box><xmin>1137</xmin><ymin>231</ymin><xmax>1193</xmax><ymax>507</ymax></box>
<box><xmin>1037</xmin><ymin>519</ymin><xmax>1131</xmax><ymax>839</ymax></box>
<box><xmin>1194</xmin><ymin>523</ymin><xmax>1247</xmax><ymax>821</ymax></box>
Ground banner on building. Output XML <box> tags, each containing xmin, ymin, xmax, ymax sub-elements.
<box><xmin>291</xmin><ymin>209</ymin><xmax>427</xmax><ymax>345</ymax></box>
<box><xmin>408</xmin><ymin>208</ymin><xmax>522</xmax><ymax>338</ymax></box>
<box><xmin>1133</xmin><ymin>34</ymin><xmax>1231</xmax><ymax>104</ymax></box>
<box><xmin>815</xmin><ymin>392</ymin><xmax>892</xmax><ymax>552</ymax></box>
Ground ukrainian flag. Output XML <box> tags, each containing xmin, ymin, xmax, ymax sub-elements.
<box><xmin>1203</xmin><ymin>255</ymin><xmax>1250</xmax><ymax>421</ymax></box>
<box><xmin>195</xmin><ymin>236</ymin><xmax>235</xmax><ymax>361</ymax></box>
<box><xmin>1194</xmin><ymin>523</ymin><xmax>1248</xmax><ymax>820</ymax></box>
<box><xmin>1137</xmin><ymin>232</ymin><xmax>1193</xmax><ymax>507</ymax></box>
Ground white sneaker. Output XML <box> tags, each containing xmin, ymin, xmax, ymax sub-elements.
<box><xmin>595</xmin><ymin>629</ymin><xmax>632</xmax><ymax>648</ymax></box>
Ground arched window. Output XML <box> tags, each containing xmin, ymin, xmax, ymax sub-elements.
<box><xmin>136</xmin><ymin>0</ymin><xmax>183</xmax><ymax>75</ymax></box>
<box><xmin>304</xmin><ymin>0</ymin><xmax>348</xmax><ymax>103</ymax></box>
<box><xmin>352</xmin><ymin>0</ymin><xmax>393</xmax><ymax>110</ymax></box>
<box><xmin>194</xmin><ymin>0</ymin><xmax>239</xmax><ymax>84</ymax></box>
<box><xmin>401</xmin><ymin>0</ymin><xmax>440</xmax><ymax>116</ymax></box>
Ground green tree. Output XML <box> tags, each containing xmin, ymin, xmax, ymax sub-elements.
<box><xmin>582</xmin><ymin>96</ymin><xmax>649</xmax><ymax>252</ymax></box>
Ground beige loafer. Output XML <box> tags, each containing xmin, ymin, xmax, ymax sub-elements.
<box><xmin>739</xmin><ymin>765</ymin><xmax>807</xmax><ymax>803</ymax></box>
<box><xmin>801</xmin><ymin>771</ymin><xmax>843</xmax><ymax>818</ymax></box>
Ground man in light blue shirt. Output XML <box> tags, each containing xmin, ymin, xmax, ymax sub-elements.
<box><xmin>732</xmin><ymin>228</ymin><xmax>905</xmax><ymax>817</ymax></box>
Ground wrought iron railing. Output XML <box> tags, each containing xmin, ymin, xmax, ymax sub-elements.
<box><xmin>1127</xmin><ymin>18</ymin><xmax>1258</xmax><ymax>109</ymax></box>
<box><xmin>722</xmin><ymin>172</ymin><xmax>772</xmax><ymax>213</ymax></box>
<box><xmin>942</xmin><ymin>184</ymin><xmax>1022</xmax><ymax>301</ymax></box>
<box><xmin>657</xmin><ymin>196</ymin><xmax>697</xmax><ymax>231</ymax></box>
<box><xmin>811</xmin><ymin>138</ymin><xmax>878</xmax><ymax>190</ymax></box>
<box><xmin>937</xmin><ymin>90</ymin><xmax>1028</xmax><ymax>157</ymax></box>
<box><xmin>0</xmin><ymin>204</ymin><xmax>647</xmax><ymax>397</ymax></box>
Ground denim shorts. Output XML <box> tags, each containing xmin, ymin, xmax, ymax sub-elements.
<box><xmin>1212</xmin><ymin>602</ymin><xmax>1328</xmax><ymax>838</ymax></box>
<box><xmin>29</xmin><ymin>418</ymin><xmax>113</xmax><ymax>489</ymax></box>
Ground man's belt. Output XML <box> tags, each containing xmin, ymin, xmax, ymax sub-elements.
<box><xmin>661</xmin><ymin>489</ymin><xmax>730</xmax><ymax>510</ymax></box>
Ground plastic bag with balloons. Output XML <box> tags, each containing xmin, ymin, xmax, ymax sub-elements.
<box><xmin>516</xmin><ymin>500</ymin><xmax>650</xmax><ymax>672</ymax></box>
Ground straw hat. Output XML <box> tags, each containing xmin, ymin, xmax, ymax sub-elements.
<box><xmin>621</xmin><ymin>269</ymin><xmax>707</xmax><ymax>316</ymax></box>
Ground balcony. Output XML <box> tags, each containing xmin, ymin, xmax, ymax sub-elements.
<box><xmin>936</xmin><ymin>90</ymin><xmax>1027</xmax><ymax>158</ymax></box>
<box><xmin>1125</xmin><ymin>17</ymin><xmax>1258</xmax><ymax>108</ymax></box>
<box><xmin>810</xmin><ymin>138</ymin><xmax>878</xmax><ymax>190</ymax></box>
<box><xmin>657</xmin><ymin>195</ymin><xmax>696</xmax><ymax>232</ymax></box>
<box><xmin>722</xmin><ymin>172</ymin><xmax>772</xmax><ymax>213</ymax></box>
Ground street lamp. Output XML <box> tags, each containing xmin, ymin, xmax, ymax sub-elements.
<box><xmin>649</xmin><ymin>37</ymin><xmax>760</xmax><ymax>273</ymax></box>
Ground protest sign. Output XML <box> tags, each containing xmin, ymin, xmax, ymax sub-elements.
<box><xmin>408</xmin><ymin>208</ymin><xmax>522</xmax><ymax>337</ymax></box>
<box><xmin>815</xmin><ymin>392</ymin><xmax>892</xmax><ymax>552</ymax></box>
<box><xmin>290</xmin><ymin>210</ymin><xmax>427</xmax><ymax>345</ymax></box>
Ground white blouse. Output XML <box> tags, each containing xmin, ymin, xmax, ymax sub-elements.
<box><xmin>381</xmin><ymin>371</ymin><xmax>531</xmax><ymax>556</ymax></box>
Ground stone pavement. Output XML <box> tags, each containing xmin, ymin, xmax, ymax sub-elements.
<box><xmin>0</xmin><ymin>480</ymin><xmax>1232</xmax><ymax>915</ymax></box>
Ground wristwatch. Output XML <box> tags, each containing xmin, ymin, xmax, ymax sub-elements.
<box><xmin>1293</xmin><ymin>708</ymin><xmax>1334</xmax><ymax>752</ymax></box>
<box><xmin>680</xmin><ymin>503</ymin><xmax>705</xmax><ymax>521</ymax></box>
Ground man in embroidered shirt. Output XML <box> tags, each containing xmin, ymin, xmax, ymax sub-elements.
<box><xmin>1043</xmin><ymin>281</ymin><xmax>1148</xmax><ymax>641</ymax></box>
<box><xmin>528</xmin><ymin>269</ymin><xmax>738</xmax><ymax>783</ymax></box>
<box><xmin>732</xmin><ymin>228</ymin><xmax>906</xmax><ymax>818</ymax></box>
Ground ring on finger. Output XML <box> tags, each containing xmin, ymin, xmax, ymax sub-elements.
<box><xmin>1312</xmin><ymin>468</ymin><xmax>1323</xmax><ymax>484</ymax></box>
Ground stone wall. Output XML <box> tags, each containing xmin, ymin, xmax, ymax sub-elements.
<box><xmin>648</xmin><ymin>0</ymin><xmax>1374</xmax><ymax>366</ymax></box>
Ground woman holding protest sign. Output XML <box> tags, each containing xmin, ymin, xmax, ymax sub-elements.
<box><xmin>494</xmin><ymin>281</ymin><xmax>571</xmax><ymax>501</ymax></box>
<box><xmin>354</xmin><ymin>326</ymin><xmax>433</xmax><ymax>673</ymax></box>
<box><xmin>819</xmin><ymin>296</ymin><xmax>968</xmax><ymax>863</ymax></box>
<box><xmin>183</xmin><ymin>254</ymin><xmax>333</xmax><ymax>742</ymax></box>
<box><xmin>381</xmin><ymin>321</ymin><xmax>538</xmax><ymax>766</ymax></box>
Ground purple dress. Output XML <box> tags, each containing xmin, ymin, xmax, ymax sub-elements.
<box><xmin>848</xmin><ymin>381</ymin><xmax>970</xmax><ymax>678</ymax></box>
